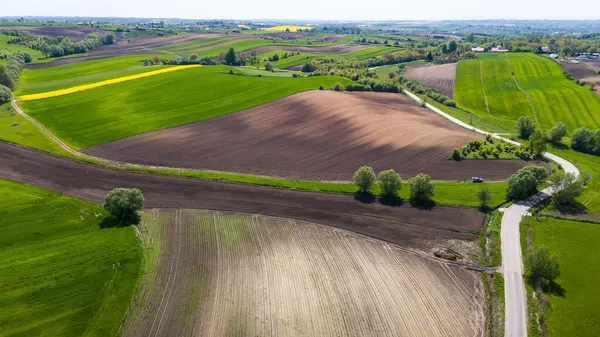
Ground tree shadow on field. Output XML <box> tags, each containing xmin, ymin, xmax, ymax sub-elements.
<box><xmin>353</xmin><ymin>191</ymin><xmax>376</xmax><ymax>204</ymax></box>
<box><xmin>377</xmin><ymin>196</ymin><xmax>404</xmax><ymax>207</ymax></box>
<box><xmin>554</xmin><ymin>201</ymin><xmax>588</xmax><ymax>215</ymax></box>
<box><xmin>409</xmin><ymin>198</ymin><xmax>437</xmax><ymax>210</ymax></box>
<box><xmin>99</xmin><ymin>213</ymin><xmax>141</xmax><ymax>229</ymax></box>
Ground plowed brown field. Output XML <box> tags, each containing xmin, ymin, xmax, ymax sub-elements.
<box><xmin>85</xmin><ymin>91</ymin><xmax>532</xmax><ymax>180</ymax></box>
<box><xmin>1</xmin><ymin>25</ymin><xmax>100</xmax><ymax>39</ymax></box>
<box><xmin>122</xmin><ymin>209</ymin><xmax>484</xmax><ymax>337</ymax></box>
<box><xmin>0</xmin><ymin>142</ymin><xmax>485</xmax><ymax>250</ymax></box>
<box><xmin>560</xmin><ymin>61</ymin><xmax>600</xmax><ymax>98</ymax></box>
<box><xmin>405</xmin><ymin>63</ymin><xmax>457</xmax><ymax>98</ymax></box>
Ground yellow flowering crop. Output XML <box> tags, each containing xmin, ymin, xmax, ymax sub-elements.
<box><xmin>260</xmin><ymin>25</ymin><xmax>313</xmax><ymax>32</ymax></box>
<box><xmin>19</xmin><ymin>64</ymin><xmax>202</xmax><ymax>102</ymax></box>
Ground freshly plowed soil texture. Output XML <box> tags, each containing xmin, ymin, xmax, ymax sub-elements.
<box><xmin>85</xmin><ymin>91</ymin><xmax>533</xmax><ymax>181</ymax></box>
<box><xmin>560</xmin><ymin>62</ymin><xmax>600</xmax><ymax>98</ymax></box>
<box><xmin>405</xmin><ymin>63</ymin><xmax>457</xmax><ymax>98</ymax></box>
<box><xmin>122</xmin><ymin>209</ymin><xmax>484</xmax><ymax>337</ymax></box>
<box><xmin>251</xmin><ymin>44</ymin><xmax>367</xmax><ymax>55</ymax></box>
<box><xmin>0</xmin><ymin>142</ymin><xmax>485</xmax><ymax>250</ymax></box>
<box><xmin>0</xmin><ymin>25</ymin><xmax>101</xmax><ymax>39</ymax></box>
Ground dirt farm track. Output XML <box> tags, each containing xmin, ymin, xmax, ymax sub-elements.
<box><xmin>121</xmin><ymin>209</ymin><xmax>484</xmax><ymax>337</ymax></box>
<box><xmin>0</xmin><ymin>142</ymin><xmax>485</xmax><ymax>250</ymax></box>
<box><xmin>85</xmin><ymin>91</ymin><xmax>532</xmax><ymax>181</ymax></box>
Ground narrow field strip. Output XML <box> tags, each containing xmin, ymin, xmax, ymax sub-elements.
<box><xmin>18</xmin><ymin>65</ymin><xmax>202</xmax><ymax>102</ymax></box>
<box><xmin>479</xmin><ymin>61</ymin><xmax>490</xmax><ymax>114</ymax></box>
<box><xmin>506</xmin><ymin>59</ymin><xmax>538</xmax><ymax>123</ymax></box>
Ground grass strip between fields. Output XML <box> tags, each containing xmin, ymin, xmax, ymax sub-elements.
<box><xmin>18</xmin><ymin>65</ymin><xmax>202</xmax><ymax>101</ymax></box>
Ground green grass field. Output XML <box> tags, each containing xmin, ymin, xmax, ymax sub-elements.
<box><xmin>16</xmin><ymin>54</ymin><xmax>168</xmax><ymax>95</ymax></box>
<box><xmin>21</xmin><ymin>65</ymin><xmax>350</xmax><ymax>148</ymax></box>
<box><xmin>546</xmin><ymin>143</ymin><xmax>600</xmax><ymax>213</ymax></box>
<box><xmin>0</xmin><ymin>103</ymin><xmax>68</xmax><ymax>155</ymax></box>
<box><xmin>524</xmin><ymin>216</ymin><xmax>600</xmax><ymax>337</ymax></box>
<box><xmin>0</xmin><ymin>34</ymin><xmax>45</xmax><ymax>62</ymax></box>
<box><xmin>0</xmin><ymin>179</ymin><xmax>141</xmax><ymax>337</ymax></box>
<box><xmin>454</xmin><ymin>53</ymin><xmax>600</xmax><ymax>133</ymax></box>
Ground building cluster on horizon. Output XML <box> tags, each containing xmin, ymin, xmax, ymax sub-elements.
<box><xmin>470</xmin><ymin>45</ymin><xmax>509</xmax><ymax>53</ymax></box>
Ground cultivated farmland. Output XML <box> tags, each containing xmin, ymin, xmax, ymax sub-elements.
<box><xmin>0</xmin><ymin>142</ymin><xmax>486</xmax><ymax>250</ymax></box>
<box><xmin>17</xmin><ymin>54</ymin><xmax>172</xmax><ymax>95</ymax></box>
<box><xmin>261</xmin><ymin>25</ymin><xmax>313</xmax><ymax>32</ymax></box>
<box><xmin>454</xmin><ymin>53</ymin><xmax>600</xmax><ymax>132</ymax></box>
<box><xmin>122</xmin><ymin>209</ymin><xmax>485</xmax><ymax>337</ymax></box>
<box><xmin>20</xmin><ymin>66</ymin><xmax>351</xmax><ymax>148</ymax></box>
<box><xmin>85</xmin><ymin>91</ymin><xmax>535</xmax><ymax>180</ymax></box>
<box><xmin>559</xmin><ymin>61</ymin><xmax>600</xmax><ymax>98</ymax></box>
<box><xmin>405</xmin><ymin>63</ymin><xmax>457</xmax><ymax>98</ymax></box>
<box><xmin>0</xmin><ymin>179</ymin><xmax>141</xmax><ymax>337</ymax></box>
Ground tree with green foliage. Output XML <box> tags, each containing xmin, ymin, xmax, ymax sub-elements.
<box><xmin>547</xmin><ymin>122</ymin><xmax>567</xmax><ymax>143</ymax></box>
<box><xmin>526</xmin><ymin>246</ymin><xmax>560</xmax><ymax>291</ymax></box>
<box><xmin>515</xmin><ymin>116</ymin><xmax>536</xmax><ymax>140</ymax></box>
<box><xmin>466</xmin><ymin>33</ymin><xmax>475</xmax><ymax>42</ymax></box>
<box><xmin>301</xmin><ymin>62</ymin><xmax>316</xmax><ymax>73</ymax></box>
<box><xmin>104</xmin><ymin>188</ymin><xmax>145</xmax><ymax>224</ymax></box>
<box><xmin>0</xmin><ymin>84</ymin><xmax>12</xmax><ymax>104</ymax></box>
<box><xmin>441</xmin><ymin>44</ymin><xmax>448</xmax><ymax>54</ymax></box>
<box><xmin>549</xmin><ymin>171</ymin><xmax>584</xmax><ymax>207</ymax></box>
<box><xmin>102</xmin><ymin>33</ymin><xmax>115</xmax><ymax>45</ymax></box>
<box><xmin>451</xmin><ymin>148</ymin><xmax>462</xmax><ymax>161</ymax></box>
<box><xmin>408</xmin><ymin>173</ymin><xmax>434</xmax><ymax>203</ymax></box>
<box><xmin>506</xmin><ymin>166</ymin><xmax>549</xmax><ymax>200</ymax></box>
<box><xmin>448</xmin><ymin>40</ymin><xmax>458</xmax><ymax>53</ymax></box>
<box><xmin>426</xmin><ymin>51</ymin><xmax>433</xmax><ymax>61</ymax></box>
<box><xmin>570</xmin><ymin>126</ymin><xmax>599</xmax><ymax>154</ymax></box>
<box><xmin>353</xmin><ymin>166</ymin><xmax>376</xmax><ymax>193</ymax></box>
<box><xmin>333</xmin><ymin>82</ymin><xmax>344</xmax><ymax>91</ymax></box>
<box><xmin>378</xmin><ymin>169</ymin><xmax>402</xmax><ymax>198</ymax></box>
<box><xmin>478</xmin><ymin>189</ymin><xmax>491</xmax><ymax>208</ymax></box>
<box><xmin>224</xmin><ymin>47</ymin><xmax>238</xmax><ymax>66</ymax></box>
<box><xmin>527</xmin><ymin>130</ymin><xmax>547</xmax><ymax>158</ymax></box>
<box><xmin>263</xmin><ymin>61</ymin><xmax>273</xmax><ymax>72</ymax></box>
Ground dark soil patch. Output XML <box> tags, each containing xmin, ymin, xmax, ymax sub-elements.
<box><xmin>0</xmin><ymin>142</ymin><xmax>485</xmax><ymax>250</ymax></box>
<box><xmin>84</xmin><ymin>91</ymin><xmax>535</xmax><ymax>181</ymax></box>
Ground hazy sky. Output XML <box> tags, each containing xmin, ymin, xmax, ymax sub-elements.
<box><xmin>5</xmin><ymin>0</ymin><xmax>598</xmax><ymax>21</ymax></box>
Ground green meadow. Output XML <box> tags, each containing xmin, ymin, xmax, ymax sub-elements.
<box><xmin>524</xmin><ymin>216</ymin><xmax>600</xmax><ymax>337</ymax></box>
<box><xmin>16</xmin><ymin>54</ymin><xmax>168</xmax><ymax>95</ymax></box>
<box><xmin>0</xmin><ymin>34</ymin><xmax>45</xmax><ymax>62</ymax></box>
<box><xmin>21</xmin><ymin>65</ymin><xmax>350</xmax><ymax>148</ymax></box>
<box><xmin>0</xmin><ymin>103</ymin><xmax>68</xmax><ymax>155</ymax></box>
<box><xmin>454</xmin><ymin>53</ymin><xmax>600</xmax><ymax>133</ymax></box>
<box><xmin>0</xmin><ymin>179</ymin><xmax>141</xmax><ymax>337</ymax></box>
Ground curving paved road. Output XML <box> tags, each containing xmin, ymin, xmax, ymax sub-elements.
<box><xmin>404</xmin><ymin>90</ymin><xmax>580</xmax><ymax>337</ymax></box>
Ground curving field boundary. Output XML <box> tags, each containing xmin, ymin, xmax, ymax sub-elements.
<box><xmin>18</xmin><ymin>65</ymin><xmax>202</xmax><ymax>102</ymax></box>
<box><xmin>404</xmin><ymin>89</ymin><xmax>579</xmax><ymax>337</ymax></box>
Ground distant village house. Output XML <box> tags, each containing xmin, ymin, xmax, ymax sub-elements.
<box><xmin>471</xmin><ymin>46</ymin><xmax>485</xmax><ymax>52</ymax></box>
<box><xmin>491</xmin><ymin>45</ymin><xmax>509</xmax><ymax>53</ymax></box>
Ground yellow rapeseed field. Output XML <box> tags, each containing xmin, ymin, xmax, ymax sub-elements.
<box><xmin>19</xmin><ymin>65</ymin><xmax>202</xmax><ymax>102</ymax></box>
<box><xmin>237</xmin><ymin>24</ymin><xmax>251</xmax><ymax>30</ymax></box>
<box><xmin>260</xmin><ymin>25</ymin><xmax>313</xmax><ymax>32</ymax></box>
